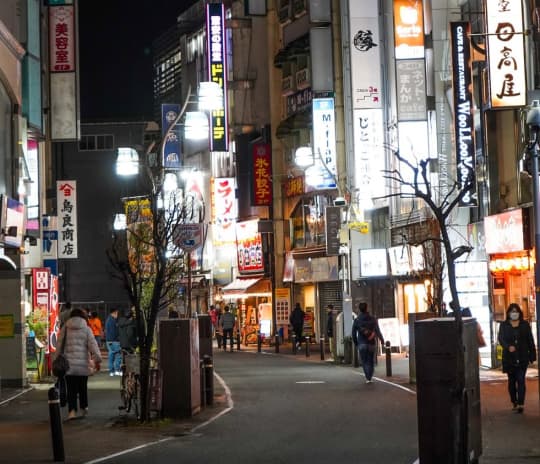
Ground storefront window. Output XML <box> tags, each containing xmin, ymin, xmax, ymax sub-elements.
<box><xmin>290</xmin><ymin>195</ymin><xmax>332</xmax><ymax>248</ymax></box>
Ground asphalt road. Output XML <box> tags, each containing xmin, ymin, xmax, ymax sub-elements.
<box><xmin>101</xmin><ymin>351</ymin><xmax>419</xmax><ymax>464</ymax></box>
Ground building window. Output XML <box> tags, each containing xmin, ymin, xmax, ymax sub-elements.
<box><xmin>79</xmin><ymin>134</ymin><xmax>114</xmax><ymax>151</ymax></box>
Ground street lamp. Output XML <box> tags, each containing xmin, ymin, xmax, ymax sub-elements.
<box><xmin>525</xmin><ymin>99</ymin><xmax>540</xmax><ymax>404</ymax></box>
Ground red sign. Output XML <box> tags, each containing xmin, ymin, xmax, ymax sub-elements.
<box><xmin>236</xmin><ymin>220</ymin><xmax>264</xmax><ymax>274</ymax></box>
<box><xmin>252</xmin><ymin>143</ymin><xmax>272</xmax><ymax>206</ymax></box>
<box><xmin>49</xmin><ymin>6</ymin><xmax>75</xmax><ymax>72</ymax></box>
<box><xmin>48</xmin><ymin>275</ymin><xmax>60</xmax><ymax>354</ymax></box>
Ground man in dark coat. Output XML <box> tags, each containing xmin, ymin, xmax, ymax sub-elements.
<box><xmin>289</xmin><ymin>303</ymin><xmax>305</xmax><ymax>348</ymax></box>
<box><xmin>352</xmin><ymin>302</ymin><xmax>384</xmax><ymax>383</ymax></box>
<box><xmin>118</xmin><ymin>309</ymin><xmax>138</xmax><ymax>353</ymax></box>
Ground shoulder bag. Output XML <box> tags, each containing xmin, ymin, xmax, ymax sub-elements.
<box><xmin>52</xmin><ymin>329</ymin><xmax>70</xmax><ymax>377</ymax></box>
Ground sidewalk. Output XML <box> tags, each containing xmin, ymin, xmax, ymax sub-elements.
<box><xmin>0</xmin><ymin>342</ymin><xmax>538</xmax><ymax>463</ymax></box>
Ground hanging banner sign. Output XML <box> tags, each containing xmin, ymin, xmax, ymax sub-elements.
<box><xmin>56</xmin><ymin>181</ymin><xmax>78</xmax><ymax>258</ymax></box>
<box><xmin>252</xmin><ymin>143</ymin><xmax>272</xmax><ymax>206</ymax></box>
<box><xmin>450</xmin><ymin>22</ymin><xmax>477</xmax><ymax>207</ymax></box>
<box><xmin>161</xmin><ymin>103</ymin><xmax>182</xmax><ymax>169</ymax></box>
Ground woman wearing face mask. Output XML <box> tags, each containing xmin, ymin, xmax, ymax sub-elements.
<box><xmin>497</xmin><ymin>303</ymin><xmax>536</xmax><ymax>413</ymax></box>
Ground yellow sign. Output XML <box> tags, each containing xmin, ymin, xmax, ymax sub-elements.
<box><xmin>349</xmin><ymin>221</ymin><xmax>369</xmax><ymax>234</ymax></box>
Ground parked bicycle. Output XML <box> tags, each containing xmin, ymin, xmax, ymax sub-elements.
<box><xmin>119</xmin><ymin>350</ymin><xmax>141</xmax><ymax>419</ymax></box>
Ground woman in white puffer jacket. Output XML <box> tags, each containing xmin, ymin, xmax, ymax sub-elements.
<box><xmin>57</xmin><ymin>308</ymin><xmax>102</xmax><ymax>419</ymax></box>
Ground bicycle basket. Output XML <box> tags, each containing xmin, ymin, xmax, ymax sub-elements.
<box><xmin>125</xmin><ymin>353</ymin><xmax>140</xmax><ymax>374</ymax></box>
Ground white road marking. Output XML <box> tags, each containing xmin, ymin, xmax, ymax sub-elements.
<box><xmin>295</xmin><ymin>380</ymin><xmax>326</xmax><ymax>384</ymax></box>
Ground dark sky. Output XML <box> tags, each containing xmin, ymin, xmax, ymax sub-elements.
<box><xmin>78</xmin><ymin>1</ymin><xmax>197</xmax><ymax>121</ymax></box>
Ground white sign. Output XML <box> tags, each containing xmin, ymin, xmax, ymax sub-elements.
<box><xmin>378</xmin><ymin>317</ymin><xmax>401</xmax><ymax>348</ymax></box>
<box><xmin>308</xmin><ymin>98</ymin><xmax>337</xmax><ymax>192</ymax></box>
<box><xmin>486</xmin><ymin>0</ymin><xmax>526</xmax><ymax>108</ymax></box>
<box><xmin>56</xmin><ymin>180</ymin><xmax>78</xmax><ymax>259</ymax></box>
<box><xmin>353</xmin><ymin>109</ymin><xmax>385</xmax><ymax>207</ymax></box>
<box><xmin>388</xmin><ymin>245</ymin><xmax>411</xmax><ymax>276</ymax></box>
<box><xmin>359</xmin><ymin>248</ymin><xmax>388</xmax><ymax>277</ymax></box>
<box><xmin>349</xmin><ymin>0</ymin><xmax>382</xmax><ymax>109</ymax></box>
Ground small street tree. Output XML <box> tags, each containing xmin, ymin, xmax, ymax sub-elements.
<box><xmin>382</xmin><ymin>148</ymin><xmax>477</xmax><ymax>462</ymax></box>
<box><xmin>107</xmin><ymin>158</ymin><xmax>204</xmax><ymax>422</ymax></box>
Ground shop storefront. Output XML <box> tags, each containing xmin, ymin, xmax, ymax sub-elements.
<box><xmin>484</xmin><ymin>209</ymin><xmax>538</xmax><ymax>355</ymax></box>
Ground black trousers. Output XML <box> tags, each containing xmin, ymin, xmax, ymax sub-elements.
<box><xmin>66</xmin><ymin>375</ymin><xmax>89</xmax><ymax>412</ymax></box>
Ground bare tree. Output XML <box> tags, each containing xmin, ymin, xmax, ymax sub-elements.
<box><xmin>107</xmin><ymin>172</ymin><xmax>203</xmax><ymax>422</ymax></box>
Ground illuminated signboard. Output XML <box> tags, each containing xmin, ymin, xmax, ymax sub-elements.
<box><xmin>307</xmin><ymin>97</ymin><xmax>337</xmax><ymax>192</ymax></box>
<box><xmin>211</xmin><ymin>177</ymin><xmax>237</xmax><ymax>241</ymax></box>
<box><xmin>396</xmin><ymin>59</ymin><xmax>427</xmax><ymax>121</ymax></box>
<box><xmin>161</xmin><ymin>104</ymin><xmax>182</xmax><ymax>169</ymax></box>
<box><xmin>486</xmin><ymin>0</ymin><xmax>526</xmax><ymax>108</ymax></box>
<box><xmin>252</xmin><ymin>143</ymin><xmax>272</xmax><ymax>206</ymax></box>
<box><xmin>56</xmin><ymin>181</ymin><xmax>78</xmax><ymax>259</ymax></box>
<box><xmin>484</xmin><ymin>209</ymin><xmax>530</xmax><ymax>254</ymax></box>
<box><xmin>206</xmin><ymin>3</ymin><xmax>229</xmax><ymax>151</ymax></box>
<box><xmin>49</xmin><ymin>6</ymin><xmax>75</xmax><ymax>72</ymax></box>
<box><xmin>450</xmin><ymin>22</ymin><xmax>477</xmax><ymax>207</ymax></box>
<box><xmin>393</xmin><ymin>0</ymin><xmax>424</xmax><ymax>59</ymax></box>
<box><xmin>236</xmin><ymin>220</ymin><xmax>264</xmax><ymax>274</ymax></box>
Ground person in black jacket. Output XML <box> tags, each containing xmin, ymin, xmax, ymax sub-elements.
<box><xmin>497</xmin><ymin>303</ymin><xmax>536</xmax><ymax>413</ymax></box>
<box><xmin>352</xmin><ymin>302</ymin><xmax>384</xmax><ymax>383</ymax></box>
<box><xmin>289</xmin><ymin>303</ymin><xmax>305</xmax><ymax>349</ymax></box>
<box><xmin>118</xmin><ymin>309</ymin><xmax>138</xmax><ymax>353</ymax></box>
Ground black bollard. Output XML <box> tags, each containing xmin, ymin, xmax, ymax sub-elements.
<box><xmin>48</xmin><ymin>387</ymin><xmax>65</xmax><ymax>462</ymax></box>
<box><xmin>199</xmin><ymin>359</ymin><xmax>206</xmax><ymax>407</ymax></box>
<box><xmin>385</xmin><ymin>341</ymin><xmax>392</xmax><ymax>377</ymax></box>
<box><xmin>274</xmin><ymin>333</ymin><xmax>280</xmax><ymax>353</ymax></box>
<box><xmin>236</xmin><ymin>329</ymin><xmax>241</xmax><ymax>351</ymax></box>
<box><xmin>292</xmin><ymin>334</ymin><xmax>297</xmax><ymax>354</ymax></box>
<box><xmin>203</xmin><ymin>355</ymin><xmax>214</xmax><ymax>405</ymax></box>
<box><xmin>305</xmin><ymin>336</ymin><xmax>310</xmax><ymax>357</ymax></box>
<box><xmin>320</xmin><ymin>336</ymin><xmax>325</xmax><ymax>361</ymax></box>
<box><xmin>257</xmin><ymin>331</ymin><xmax>262</xmax><ymax>353</ymax></box>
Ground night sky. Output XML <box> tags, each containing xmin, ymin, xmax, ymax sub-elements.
<box><xmin>78</xmin><ymin>1</ymin><xmax>197</xmax><ymax>121</ymax></box>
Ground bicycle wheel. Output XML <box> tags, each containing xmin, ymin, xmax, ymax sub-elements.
<box><xmin>119</xmin><ymin>368</ymin><xmax>129</xmax><ymax>411</ymax></box>
<box><xmin>132</xmin><ymin>374</ymin><xmax>141</xmax><ymax>420</ymax></box>
<box><xmin>125</xmin><ymin>373</ymin><xmax>135</xmax><ymax>413</ymax></box>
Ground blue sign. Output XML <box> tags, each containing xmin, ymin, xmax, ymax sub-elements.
<box><xmin>161</xmin><ymin>103</ymin><xmax>182</xmax><ymax>169</ymax></box>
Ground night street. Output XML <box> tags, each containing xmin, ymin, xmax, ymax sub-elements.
<box><xmin>100</xmin><ymin>351</ymin><xmax>419</xmax><ymax>464</ymax></box>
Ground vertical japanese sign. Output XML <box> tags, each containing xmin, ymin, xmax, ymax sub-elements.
<box><xmin>206</xmin><ymin>3</ymin><xmax>229</xmax><ymax>151</ymax></box>
<box><xmin>308</xmin><ymin>98</ymin><xmax>337</xmax><ymax>192</ymax></box>
<box><xmin>236</xmin><ymin>220</ymin><xmax>264</xmax><ymax>274</ymax></box>
<box><xmin>56</xmin><ymin>181</ymin><xmax>78</xmax><ymax>258</ymax></box>
<box><xmin>325</xmin><ymin>206</ymin><xmax>341</xmax><ymax>256</ymax></box>
<box><xmin>252</xmin><ymin>143</ymin><xmax>272</xmax><ymax>206</ymax></box>
<box><xmin>161</xmin><ymin>104</ymin><xmax>182</xmax><ymax>169</ymax></box>
<box><xmin>211</xmin><ymin>177</ymin><xmax>237</xmax><ymax>242</ymax></box>
<box><xmin>32</xmin><ymin>268</ymin><xmax>50</xmax><ymax>314</ymax></box>
<box><xmin>450</xmin><ymin>22</ymin><xmax>477</xmax><ymax>207</ymax></box>
<box><xmin>396</xmin><ymin>60</ymin><xmax>427</xmax><ymax>121</ymax></box>
<box><xmin>349</xmin><ymin>0</ymin><xmax>382</xmax><ymax>109</ymax></box>
<box><xmin>486</xmin><ymin>0</ymin><xmax>526</xmax><ymax>108</ymax></box>
<box><xmin>275</xmin><ymin>287</ymin><xmax>291</xmax><ymax>325</ymax></box>
<box><xmin>49</xmin><ymin>275</ymin><xmax>60</xmax><ymax>354</ymax></box>
<box><xmin>48</xmin><ymin>4</ymin><xmax>79</xmax><ymax>140</ymax></box>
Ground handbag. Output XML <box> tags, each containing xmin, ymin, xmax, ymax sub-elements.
<box><xmin>52</xmin><ymin>329</ymin><xmax>70</xmax><ymax>377</ymax></box>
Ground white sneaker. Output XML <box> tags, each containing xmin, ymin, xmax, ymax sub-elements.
<box><xmin>366</xmin><ymin>379</ymin><xmax>373</xmax><ymax>384</ymax></box>
<box><xmin>109</xmin><ymin>372</ymin><xmax>115</xmax><ymax>377</ymax></box>
<box><xmin>81</xmin><ymin>408</ymin><xmax>88</xmax><ymax>417</ymax></box>
<box><xmin>67</xmin><ymin>410</ymin><xmax>77</xmax><ymax>420</ymax></box>
<box><xmin>115</xmin><ymin>371</ymin><xmax>123</xmax><ymax>376</ymax></box>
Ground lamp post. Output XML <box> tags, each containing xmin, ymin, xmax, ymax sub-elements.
<box><xmin>525</xmin><ymin>99</ymin><xmax>540</xmax><ymax>404</ymax></box>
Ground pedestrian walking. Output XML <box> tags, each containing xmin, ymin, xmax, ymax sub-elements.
<box><xmin>497</xmin><ymin>303</ymin><xmax>536</xmax><ymax>413</ymax></box>
<box><xmin>105</xmin><ymin>308</ymin><xmax>122</xmax><ymax>376</ymax></box>
<box><xmin>289</xmin><ymin>303</ymin><xmax>305</xmax><ymax>349</ymax></box>
<box><xmin>352</xmin><ymin>302</ymin><xmax>384</xmax><ymax>383</ymax></box>
<box><xmin>219</xmin><ymin>305</ymin><xmax>236</xmax><ymax>351</ymax></box>
<box><xmin>88</xmin><ymin>311</ymin><xmax>103</xmax><ymax>348</ymax></box>
<box><xmin>118</xmin><ymin>308</ymin><xmax>138</xmax><ymax>353</ymax></box>
<box><xmin>56</xmin><ymin>308</ymin><xmax>102</xmax><ymax>419</ymax></box>
<box><xmin>326</xmin><ymin>305</ymin><xmax>335</xmax><ymax>360</ymax></box>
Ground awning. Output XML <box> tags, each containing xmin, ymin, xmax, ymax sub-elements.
<box><xmin>221</xmin><ymin>278</ymin><xmax>272</xmax><ymax>299</ymax></box>
<box><xmin>222</xmin><ymin>278</ymin><xmax>262</xmax><ymax>293</ymax></box>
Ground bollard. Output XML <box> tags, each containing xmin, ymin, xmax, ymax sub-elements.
<box><xmin>203</xmin><ymin>355</ymin><xmax>214</xmax><ymax>405</ymax></box>
<box><xmin>199</xmin><ymin>359</ymin><xmax>206</xmax><ymax>407</ymax></box>
<box><xmin>48</xmin><ymin>387</ymin><xmax>65</xmax><ymax>462</ymax></box>
<box><xmin>353</xmin><ymin>344</ymin><xmax>360</xmax><ymax>368</ymax></box>
<box><xmin>385</xmin><ymin>341</ymin><xmax>392</xmax><ymax>377</ymax></box>
<box><xmin>292</xmin><ymin>334</ymin><xmax>297</xmax><ymax>354</ymax></box>
<box><xmin>320</xmin><ymin>336</ymin><xmax>325</xmax><ymax>361</ymax></box>
<box><xmin>305</xmin><ymin>336</ymin><xmax>310</xmax><ymax>357</ymax></box>
<box><xmin>236</xmin><ymin>329</ymin><xmax>241</xmax><ymax>351</ymax></box>
<box><xmin>257</xmin><ymin>331</ymin><xmax>262</xmax><ymax>353</ymax></box>
<box><xmin>274</xmin><ymin>333</ymin><xmax>280</xmax><ymax>353</ymax></box>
